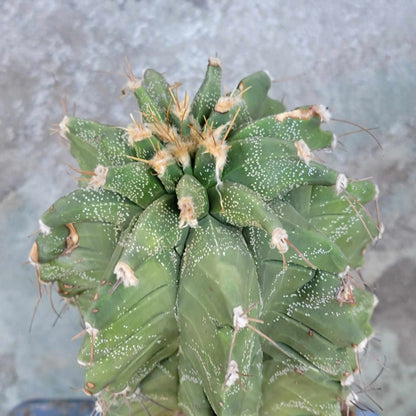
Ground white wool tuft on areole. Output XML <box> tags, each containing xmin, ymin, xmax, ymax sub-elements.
<box><xmin>114</xmin><ymin>261</ymin><xmax>139</xmax><ymax>287</ymax></box>
<box><xmin>178</xmin><ymin>196</ymin><xmax>198</xmax><ymax>228</ymax></box>
<box><xmin>313</xmin><ymin>104</ymin><xmax>332</xmax><ymax>123</ymax></box>
<box><xmin>59</xmin><ymin>115</ymin><xmax>70</xmax><ymax>138</ymax></box>
<box><xmin>225</xmin><ymin>360</ymin><xmax>240</xmax><ymax>387</ymax></box>
<box><xmin>214</xmin><ymin>95</ymin><xmax>243</xmax><ymax>114</ymax></box>
<box><xmin>355</xmin><ymin>337</ymin><xmax>370</xmax><ymax>354</ymax></box>
<box><xmin>208</xmin><ymin>57</ymin><xmax>221</xmax><ymax>67</ymax></box>
<box><xmin>233</xmin><ymin>306</ymin><xmax>249</xmax><ymax>329</ymax></box>
<box><xmin>373</xmin><ymin>294</ymin><xmax>379</xmax><ymax>308</ymax></box>
<box><xmin>341</xmin><ymin>372</ymin><xmax>355</xmax><ymax>386</ymax></box>
<box><xmin>270</xmin><ymin>228</ymin><xmax>289</xmax><ymax>254</ymax></box>
<box><xmin>85</xmin><ymin>322</ymin><xmax>99</xmax><ymax>338</ymax></box>
<box><xmin>39</xmin><ymin>219</ymin><xmax>51</xmax><ymax>235</ymax></box>
<box><xmin>125</xmin><ymin>77</ymin><xmax>142</xmax><ymax>92</ymax></box>
<box><xmin>126</xmin><ymin>122</ymin><xmax>152</xmax><ymax>146</ymax></box>
<box><xmin>89</xmin><ymin>166</ymin><xmax>108</xmax><ymax>190</ymax></box>
<box><xmin>336</xmin><ymin>173</ymin><xmax>348</xmax><ymax>195</ymax></box>
<box><xmin>77</xmin><ymin>358</ymin><xmax>88</xmax><ymax>367</ymax></box>
<box><xmin>295</xmin><ymin>139</ymin><xmax>313</xmax><ymax>164</ymax></box>
<box><xmin>338</xmin><ymin>265</ymin><xmax>350</xmax><ymax>278</ymax></box>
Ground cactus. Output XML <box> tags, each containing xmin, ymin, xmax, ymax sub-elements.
<box><xmin>29</xmin><ymin>58</ymin><xmax>382</xmax><ymax>416</ymax></box>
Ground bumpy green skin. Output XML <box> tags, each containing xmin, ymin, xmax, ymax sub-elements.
<box><xmin>30</xmin><ymin>59</ymin><xmax>380</xmax><ymax>415</ymax></box>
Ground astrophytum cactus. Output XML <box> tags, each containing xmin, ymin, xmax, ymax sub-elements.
<box><xmin>29</xmin><ymin>58</ymin><xmax>382</xmax><ymax>415</ymax></box>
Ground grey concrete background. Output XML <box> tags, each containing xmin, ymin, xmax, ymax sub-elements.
<box><xmin>1</xmin><ymin>1</ymin><xmax>415</xmax><ymax>414</ymax></box>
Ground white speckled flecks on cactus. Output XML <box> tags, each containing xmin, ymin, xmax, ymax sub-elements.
<box><xmin>1</xmin><ymin>1</ymin><xmax>415</xmax><ymax>415</ymax></box>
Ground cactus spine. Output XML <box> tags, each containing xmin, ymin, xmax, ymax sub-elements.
<box><xmin>30</xmin><ymin>58</ymin><xmax>381</xmax><ymax>415</ymax></box>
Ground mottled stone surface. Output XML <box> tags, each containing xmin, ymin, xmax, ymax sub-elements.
<box><xmin>1</xmin><ymin>1</ymin><xmax>415</xmax><ymax>415</ymax></box>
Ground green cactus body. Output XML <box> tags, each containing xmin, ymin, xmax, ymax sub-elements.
<box><xmin>30</xmin><ymin>58</ymin><xmax>381</xmax><ymax>415</ymax></box>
